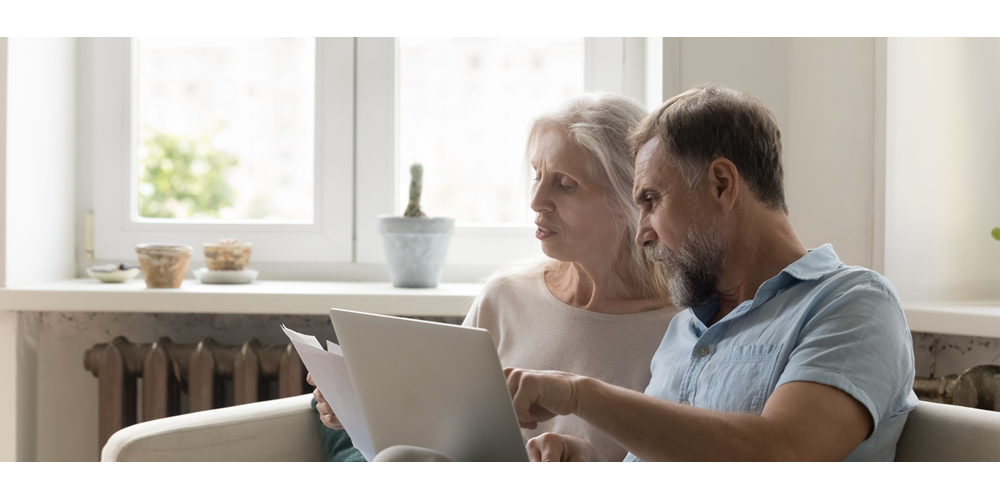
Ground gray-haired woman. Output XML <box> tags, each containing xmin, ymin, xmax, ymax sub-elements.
<box><xmin>311</xmin><ymin>93</ymin><xmax>678</xmax><ymax>461</ymax></box>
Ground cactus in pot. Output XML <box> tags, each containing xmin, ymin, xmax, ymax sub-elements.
<box><xmin>403</xmin><ymin>163</ymin><xmax>427</xmax><ymax>218</ymax></box>
<box><xmin>378</xmin><ymin>164</ymin><xmax>455</xmax><ymax>288</ymax></box>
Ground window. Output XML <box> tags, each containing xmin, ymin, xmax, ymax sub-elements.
<box><xmin>87</xmin><ymin>38</ymin><xmax>651</xmax><ymax>275</ymax></box>
<box><xmin>398</xmin><ymin>37</ymin><xmax>585</xmax><ymax>225</ymax></box>
<box><xmin>88</xmin><ymin>38</ymin><xmax>354</xmax><ymax>263</ymax></box>
<box><xmin>135</xmin><ymin>38</ymin><xmax>316</xmax><ymax>222</ymax></box>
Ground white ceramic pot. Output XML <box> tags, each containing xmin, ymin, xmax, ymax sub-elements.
<box><xmin>377</xmin><ymin>216</ymin><xmax>454</xmax><ymax>288</ymax></box>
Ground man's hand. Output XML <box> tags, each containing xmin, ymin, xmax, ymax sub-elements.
<box><xmin>526</xmin><ymin>433</ymin><xmax>606</xmax><ymax>462</ymax></box>
<box><xmin>306</xmin><ymin>373</ymin><xmax>343</xmax><ymax>430</ymax></box>
<box><xmin>504</xmin><ymin>367</ymin><xmax>588</xmax><ymax>429</ymax></box>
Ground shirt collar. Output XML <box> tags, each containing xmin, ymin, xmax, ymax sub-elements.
<box><xmin>752</xmin><ymin>244</ymin><xmax>844</xmax><ymax>302</ymax></box>
<box><xmin>779</xmin><ymin>243</ymin><xmax>844</xmax><ymax>282</ymax></box>
<box><xmin>689</xmin><ymin>244</ymin><xmax>844</xmax><ymax>328</ymax></box>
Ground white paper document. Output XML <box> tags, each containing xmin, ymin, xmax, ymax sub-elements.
<box><xmin>281</xmin><ymin>324</ymin><xmax>375</xmax><ymax>461</ymax></box>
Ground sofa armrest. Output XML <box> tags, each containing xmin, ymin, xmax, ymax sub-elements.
<box><xmin>895</xmin><ymin>401</ymin><xmax>1000</xmax><ymax>462</ymax></box>
<box><xmin>102</xmin><ymin>394</ymin><xmax>324</xmax><ymax>462</ymax></box>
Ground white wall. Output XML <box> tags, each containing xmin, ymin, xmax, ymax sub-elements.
<box><xmin>5</xmin><ymin>38</ymin><xmax>77</xmax><ymax>287</ymax></box>
<box><xmin>0</xmin><ymin>37</ymin><xmax>6</xmax><ymax>289</ymax></box>
<box><xmin>0</xmin><ymin>39</ymin><xmax>10</xmax><ymax>462</ymax></box>
<box><xmin>785</xmin><ymin>39</ymin><xmax>877</xmax><ymax>270</ymax></box>
<box><xmin>885</xmin><ymin>38</ymin><xmax>1000</xmax><ymax>302</ymax></box>
<box><xmin>1</xmin><ymin>37</ymin><xmax>77</xmax><ymax>462</ymax></box>
<box><xmin>669</xmin><ymin>38</ymin><xmax>878</xmax><ymax>268</ymax></box>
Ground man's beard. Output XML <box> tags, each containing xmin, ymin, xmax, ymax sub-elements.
<box><xmin>644</xmin><ymin>215</ymin><xmax>726</xmax><ymax>309</ymax></box>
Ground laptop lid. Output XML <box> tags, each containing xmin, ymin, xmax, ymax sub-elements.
<box><xmin>329</xmin><ymin>308</ymin><xmax>529</xmax><ymax>462</ymax></box>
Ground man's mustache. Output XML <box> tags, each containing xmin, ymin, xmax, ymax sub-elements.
<box><xmin>644</xmin><ymin>243</ymin><xmax>671</xmax><ymax>264</ymax></box>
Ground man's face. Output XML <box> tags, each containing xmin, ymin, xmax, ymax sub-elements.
<box><xmin>633</xmin><ymin>137</ymin><xmax>726</xmax><ymax>308</ymax></box>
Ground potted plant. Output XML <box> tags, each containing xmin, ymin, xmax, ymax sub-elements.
<box><xmin>378</xmin><ymin>164</ymin><xmax>455</xmax><ymax>288</ymax></box>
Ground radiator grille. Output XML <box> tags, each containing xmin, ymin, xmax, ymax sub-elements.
<box><xmin>84</xmin><ymin>336</ymin><xmax>310</xmax><ymax>451</ymax></box>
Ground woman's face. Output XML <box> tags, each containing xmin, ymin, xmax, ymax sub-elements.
<box><xmin>530</xmin><ymin>127</ymin><xmax>620</xmax><ymax>266</ymax></box>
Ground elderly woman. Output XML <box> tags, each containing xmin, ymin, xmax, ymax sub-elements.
<box><xmin>311</xmin><ymin>93</ymin><xmax>678</xmax><ymax>461</ymax></box>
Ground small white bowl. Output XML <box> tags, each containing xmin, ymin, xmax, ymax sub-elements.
<box><xmin>86</xmin><ymin>267</ymin><xmax>141</xmax><ymax>283</ymax></box>
<box><xmin>194</xmin><ymin>267</ymin><xmax>259</xmax><ymax>285</ymax></box>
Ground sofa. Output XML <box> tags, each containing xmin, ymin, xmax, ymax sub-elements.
<box><xmin>101</xmin><ymin>394</ymin><xmax>1000</xmax><ymax>462</ymax></box>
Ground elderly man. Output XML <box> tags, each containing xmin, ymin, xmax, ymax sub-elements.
<box><xmin>504</xmin><ymin>85</ymin><xmax>917</xmax><ymax>461</ymax></box>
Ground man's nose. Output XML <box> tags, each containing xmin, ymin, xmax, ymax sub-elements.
<box><xmin>635</xmin><ymin>217</ymin><xmax>656</xmax><ymax>248</ymax></box>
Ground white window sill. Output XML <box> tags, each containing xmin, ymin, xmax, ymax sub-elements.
<box><xmin>8</xmin><ymin>282</ymin><xmax>991</xmax><ymax>338</ymax></box>
<box><xmin>0</xmin><ymin>279</ymin><xmax>483</xmax><ymax>317</ymax></box>
<box><xmin>903</xmin><ymin>300</ymin><xmax>1000</xmax><ymax>339</ymax></box>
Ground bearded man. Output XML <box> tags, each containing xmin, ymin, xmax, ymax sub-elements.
<box><xmin>503</xmin><ymin>85</ymin><xmax>918</xmax><ymax>461</ymax></box>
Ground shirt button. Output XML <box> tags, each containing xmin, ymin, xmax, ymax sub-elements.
<box><xmin>680</xmin><ymin>401</ymin><xmax>691</xmax><ymax>406</ymax></box>
<box><xmin>698</xmin><ymin>346</ymin><xmax>710</xmax><ymax>357</ymax></box>
<box><xmin>690</xmin><ymin>319</ymin><xmax>695</xmax><ymax>327</ymax></box>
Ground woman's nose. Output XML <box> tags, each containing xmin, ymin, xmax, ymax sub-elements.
<box><xmin>529</xmin><ymin>182</ymin><xmax>553</xmax><ymax>213</ymax></box>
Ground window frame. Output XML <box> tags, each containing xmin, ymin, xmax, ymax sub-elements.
<box><xmin>88</xmin><ymin>37</ymin><xmax>356</xmax><ymax>263</ymax></box>
<box><xmin>86</xmin><ymin>37</ymin><xmax>650</xmax><ymax>272</ymax></box>
<box><xmin>354</xmin><ymin>37</ymin><xmax>652</xmax><ymax>267</ymax></box>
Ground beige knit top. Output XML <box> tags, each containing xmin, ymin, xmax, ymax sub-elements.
<box><xmin>463</xmin><ymin>265</ymin><xmax>680</xmax><ymax>461</ymax></box>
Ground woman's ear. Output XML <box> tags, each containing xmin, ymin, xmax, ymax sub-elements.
<box><xmin>706</xmin><ymin>158</ymin><xmax>739</xmax><ymax>214</ymax></box>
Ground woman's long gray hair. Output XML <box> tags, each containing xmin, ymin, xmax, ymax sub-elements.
<box><xmin>509</xmin><ymin>92</ymin><xmax>671</xmax><ymax>304</ymax></box>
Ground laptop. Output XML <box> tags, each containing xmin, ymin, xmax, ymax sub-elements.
<box><xmin>328</xmin><ymin>308</ymin><xmax>529</xmax><ymax>462</ymax></box>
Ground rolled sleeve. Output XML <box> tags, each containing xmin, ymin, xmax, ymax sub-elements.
<box><xmin>775</xmin><ymin>274</ymin><xmax>914</xmax><ymax>436</ymax></box>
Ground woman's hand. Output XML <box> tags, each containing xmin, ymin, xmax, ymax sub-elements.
<box><xmin>306</xmin><ymin>373</ymin><xmax>343</xmax><ymax>430</ymax></box>
<box><xmin>526</xmin><ymin>433</ymin><xmax>606</xmax><ymax>462</ymax></box>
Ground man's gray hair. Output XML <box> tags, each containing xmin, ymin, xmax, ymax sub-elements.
<box><xmin>629</xmin><ymin>84</ymin><xmax>788</xmax><ymax>213</ymax></box>
<box><xmin>524</xmin><ymin>93</ymin><xmax>671</xmax><ymax>303</ymax></box>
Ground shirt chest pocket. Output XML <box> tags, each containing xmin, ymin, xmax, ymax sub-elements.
<box><xmin>703</xmin><ymin>343</ymin><xmax>783</xmax><ymax>414</ymax></box>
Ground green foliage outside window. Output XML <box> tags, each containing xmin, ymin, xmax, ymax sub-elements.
<box><xmin>138</xmin><ymin>131</ymin><xmax>238</xmax><ymax>218</ymax></box>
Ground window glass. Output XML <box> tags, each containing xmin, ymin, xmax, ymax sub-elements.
<box><xmin>398</xmin><ymin>38</ymin><xmax>585</xmax><ymax>224</ymax></box>
<box><xmin>135</xmin><ymin>37</ymin><xmax>315</xmax><ymax>221</ymax></box>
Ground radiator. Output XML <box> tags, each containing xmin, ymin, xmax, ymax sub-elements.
<box><xmin>913</xmin><ymin>365</ymin><xmax>1000</xmax><ymax>411</ymax></box>
<box><xmin>84</xmin><ymin>336</ymin><xmax>310</xmax><ymax>451</ymax></box>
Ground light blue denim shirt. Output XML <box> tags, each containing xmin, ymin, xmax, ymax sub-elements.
<box><xmin>624</xmin><ymin>244</ymin><xmax>918</xmax><ymax>462</ymax></box>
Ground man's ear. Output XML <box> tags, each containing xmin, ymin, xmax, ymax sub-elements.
<box><xmin>706</xmin><ymin>158</ymin><xmax>739</xmax><ymax>214</ymax></box>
